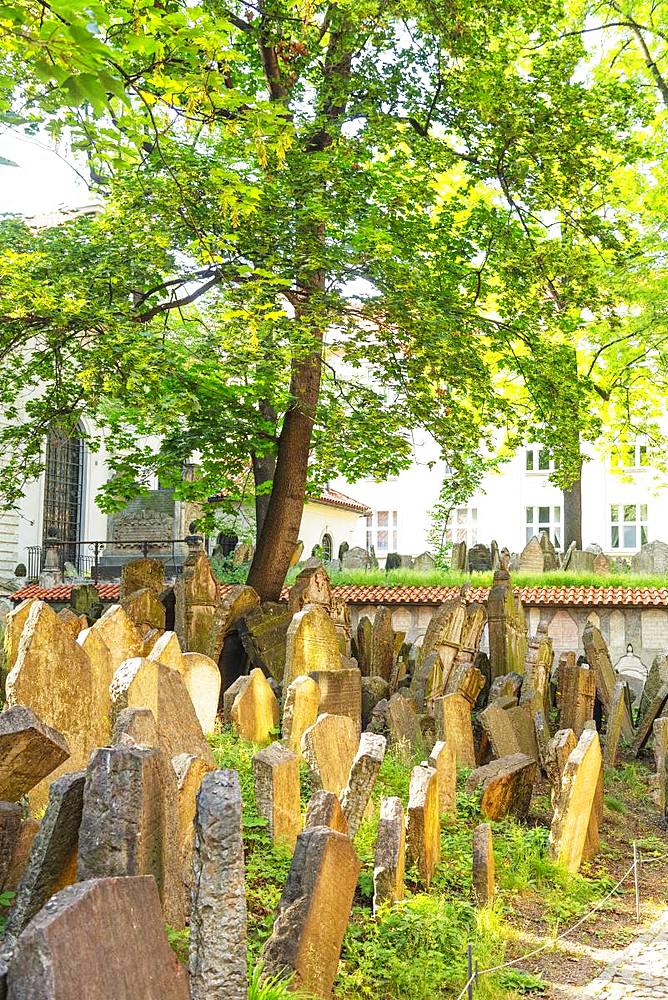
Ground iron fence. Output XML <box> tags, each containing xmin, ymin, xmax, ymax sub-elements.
<box><xmin>21</xmin><ymin>536</ymin><xmax>212</xmax><ymax>584</ymax></box>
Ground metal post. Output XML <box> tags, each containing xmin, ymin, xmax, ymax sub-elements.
<box><xmin>467</xmin><ymin>943</ymin><xmax>474</xmax><ymax>999</ymax></box>
<box><xmin>93</xmin><ymin>542</ymin><xmax>100</xmax><ymax>584</ymax></box>
<box><xmin>633</xmin><ymin>841</ymin><xmax>640</xmax><ymax>923</ymax></box>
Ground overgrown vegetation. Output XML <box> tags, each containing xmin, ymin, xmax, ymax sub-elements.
<box><xmin>206</xmin><ymin>729</ymin><xmax>624</xmax><ymax>999</ymax></box>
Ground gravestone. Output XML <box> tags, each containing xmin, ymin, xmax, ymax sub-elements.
<box><xmin>285</xmin><ymin>604</ymin><xmax>341</xmax><ymax>688</ymax></box>
<box><xmin>559</xmin><ymin>663</ymin><xmax>596</xmax><ymax>736</ymax></box>
<box><xmin>632</xmin><ymin>680</ymin><xmax>668</xmax><ymax>755</ymax></box>
<box><xmin>356</xmin><ymin>616</ymin><xmax>373</xmax><ymax>676</ymax></box>
<box><xmin>632</xmin><ymin>540</ymin><xmax>668</xmax><ymax>575</ymax></box>
<box><xmin>209</xmin><ymin>584</ymin><xmax>260</xmax><ymax>681</ymax></box>
<box><xmin>181</xmin><ymin>652</ymin><xmax>221</xmax><ymax>734</ymax></box>
<box><xmin>342</xmin><ymin>546</ymin><xmax>374</xmax><ymax>570</ymax></box>
<box><xmin>371</xmin><ymin>607</ymin><xmax>395</xmax><ymax>682</ymax></box>
<box><xmin>0</xmin><ymin>802</ymin><xmax>22</xmax><ymax>891</ymax></box>
<box><xmin>561</xmin><ymin>540</ymin><xmax>576</xmax><ymax>570</ymax></box>
<box><xmin>309</xmin><ymin>668</ymin><xmax>361</xmax><ymax>735</ymax></box>
<box><xmin>6</xmin><ymin>771</ymin><xmax>85</xmax><ymax>938</ymax></box>
<box><xmin>413</xmin><ymin>552</ymin><xmax>436</xmax><ymax>573</ymax></box>
<box><xmin>435</xmin><ymin>693</ymin><xmax>476</xmax><ymax>768</ymax></box>
<box><xmin>110</xmin><ymin>656</ymin><xmax>214</xmax><ymax>765</ymax></box>
<box><xmin>301</xmin><ymin>714</ymin><xmax>358</xmax><ymax>796</ymax></box>
<box><xmin>77</xmin><ymin>745</ymin><xmax>185</xmax><ymax>929</ymax></box>
<box><xmin>640</xmin><ymin>654</ymin><xmax>668</xmax><ymax>725</ymax></box>
<box><xmin>340</xmin><ymin>733</ymin><xmax>386</xmax><ymax>838</ymax></box>
<box><xmin>120</xmin><ymin>588</ymin><xmax>166</xmax><ymax>631</ymax></box>
<box><xmin>519</xmin><ymin>537</ymin><xmax>544</xmax><ymax>574</ymax></box>
<box><xmin>175</xmin><ymin>548</ymin><xmax>219</xmax><ymax>655</ymax></box>
<box><xmin>539</xmin><ymin>531</ymin><xmax>559</xmax><ymax>571</ymax></box>
<box><xmin>5</xmin><ymin>602</ymin><xmax>102</xmax><ymax>810</ymax></box>
<box><xmin>450</xmin><ymin>541</ymin><xmax>467</xmax><ymax>571</ymax></box>
<box><xmin>418</xmin><ymin>598</ymin><xmax>466</xmax><ymax>683</ymax></box>
<box><xmin>583</xmin><ymin>624</ymin><xmax>633</xmax><ymax>740</ymax></box>
<box><xmin>230</xmin><ymin>667</ymin><xmax>279</xmax><ymax>745</ymax></box>
<box><xmin>544</xmin><ymin>728</ymin><xmax>577</xmax><ymax>808</ymax></box>
<box><xmin>386</xmin><ymin>692</ymin><xmax>422</xmax><ymax>753</ymax></box>
<box><xmin>2</xmin><ymin>817</ymin><xmax>40</xmax><ymax>895</ymax></box>
<box><xmin>428</xmin><ymin>739</ymin><xmax>456</xmax><ymax>817</ymax></box>
<box><xmin>76</xmin><ymin>625</ymin><xmax>117</xmax><ymax>734</ymax></box>
<box><xmin>88</xmin><ymin>604</ymin><xmax>144</xmax><ymax>672</ymax></box>
<box><xmin>487</xmin><ymin>570</ymin><xmax>527</xmax><ymax>680</ymax></box>
<box><xmin>549</xmin><ymin>727</ymin><xmax>603</xmax><ymax>872</ymax></box>
<box><xmin>283</xmin><ymin>675</ymin><xmax>321</xmax><ymax>753</ymax></box>
<box><xmin>361</xmin><ymin>677</ymin><xmax>390</xmax><ymax>729</ymax></box>
<box><xmin>467</xmin><ymin>544</ymin><xmax>492</xmax><ymax>573</ymax></box>
<box><xmin>261</xmin><ymin>826</ymin><xmax>360</xmax><ymax>998</ymax></box>
<box><xmin>3</xmin><ymin>598</ymin><xmax>36</xmax><ymax>677</ymax></box>
<box><xmin>489</xmin><ymin>672</ymin><xmax>523</xmax><ymax>704</ymax></box>
<box><xmin>653</xmin><ymin>717</ymin><xmax>668</xmax><ymax>811</ymax></box>
<box><xmin>120</xmin><ymin>557</ymin><xmax>166</xmax><ymax>599</ymax></box>
<box><xmin>444</xmin><ymin>654</ymin><xmax>485</xmax><ymax>706</ymax></box>
<box><xmin>522</xmin><ymin>625</ymin><xmax>553</xmax><ymax>721</ymax></box>
<box><xmin>373</xmin><ymin>796</ymin><xmax>405</xmax><ymax>914</ymax></box>
<box><xmin>604</xmin><ymin>680</ymin><xmax>626</xmax><ymax>767</ymax></box>
<box><xmin>406</xmin><ymin>765</ymin><xmax>440</xmax><ymax>887</ymax></box>
<box><xmin>411</xmin><ymin>651</ymin><xmax>444</xmax><ymax>712</ymax></box>
<box><xmin>593</xmin><ymin>553</ymin><xmax>610</xmax><ymax>576</ymax></box>
<box><xmin>190</xmin><ymin>771</ymin><xmax>247</xmax><ymax>1000</ymax></box>
<box><xmin>57</xmin><ymin>608</ymin><xmax>87</xmax><ymax>641</ymax></box>
<box><xmin>288</xmin><ymin>565</ymin><xmax>332</xmax><ymax>614</ymax></box>
<box><xmin>304</xmin><ymin>791</ymin><xmax>348</xmax><ymax>834</ymax></box>
<box><xmin>472</xmin><ymin>823</ymin><xmax>494</xmax><ymax>906</ymax></box>
<box><xmin>253</xmin><ymin>743</ymin><xmax>301</xmax><ymax>850</ymax></box>
<box><xmin>5</xmin><ymin>877</ymin><xmax>190</xmax><ymax>1000</ymax></box>
<box><xmin>466</xmin><ymin>754</ymin><xmax>536</xmax><ymax>820</ymax></box>
<box><xmin>0</xmin><ymin>706</ymin><xmax>69</xmax><ymax>802</ymax></box>
<box><xmin>568</xmin><ymin>549</ymin><xmax>596</xmax><ymax>573</ymax></box>
<box><xmin>111</xmin><ymin>706</ymin><xmax>159</xmax><ymax>748</ymax></box>
<box><xmin>614</xmin><ymin>645</ymin><xmax>648</xmax><ymax>707</ymax></box>
<box><xmin>172</xmin><ymin>752</ymin><xmax>214</xmax><ymax>902</ymax></box>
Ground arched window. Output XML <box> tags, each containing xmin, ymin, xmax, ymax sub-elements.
<box><xmin>321</xmin><ymin>533</ymin><xmax>333</xmax><ymax>561</ymax></box>
<box><xmin>42</xmin><ymin>425</ymin><xmax>84</xmax><ymax>565</ymax></box>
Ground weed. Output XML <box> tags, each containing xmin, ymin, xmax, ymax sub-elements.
<box><xmin>604</xmin><ymin>794</ymin><xmax>628</xmax><ymax>815</ymax></box>
<box><xmin>165</xmin><ymin>925</ymin><xmax>189</xmax><ymax>965</ymax></box>
<box><xmin>248</xmin><ymin>963</ymin><xmax>313</xmax><ymax>1000</ymax></box>
<box><xmin>497</xmin><ymin>969</ymin><xmax>547</xmax><ymax>993</ymax></box>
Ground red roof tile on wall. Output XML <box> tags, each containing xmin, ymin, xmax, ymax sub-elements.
<box><xmin>9</xmin><ymin>582</ymin><xmax>668</xmax><ymax>608</ymax></box>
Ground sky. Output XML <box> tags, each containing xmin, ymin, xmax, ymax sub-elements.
<box><xmin>0</xmin><ymin>130</ymin><xmax>88</xmax><ymax>216</ymax></box>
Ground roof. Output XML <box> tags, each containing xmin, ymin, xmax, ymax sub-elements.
<box><xmin>306</xmin><ymin>487</ymin><xmax>371</xmax><ymax>515</ymax></box>
<box><xmin>9</xmin><ymin>582</ymin><xmax>668</xmax><ymax>608</ymax></box>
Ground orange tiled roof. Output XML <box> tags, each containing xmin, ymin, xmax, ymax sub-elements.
<box><xmin>9</xmin><ymin>581</ymin><xmax>668</xmax><ymax>607</ymax></box>
<box><xmin>307</xmin><ymin>488</ymin><xmax>372</xmax><ymax>515</ymax></box>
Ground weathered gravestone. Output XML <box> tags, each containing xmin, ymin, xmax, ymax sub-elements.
<box><xmin>632</xmin><ymin>680</ymin><xmax>668</xmax><ymax>755</ymax></box>
<box><xmin>77</xmin><ymin>745</ymin><xmax>185</xmax><ymax>929</ymax></box>
<box><xmin>539</xmin><ymin>532</ymin><xmax>559</xmax><ymax>571</ymax></box>
<box><xmin>466</xmin><ymin>754</ymin><xmax>536</xmax><ymax>821</ymax></box>
<box><xmin>180</xmin><ymin>652</ymin><xmax>221</xmax><ymax>734</ymax></box>
<box><xmin>487</xmin><ymin>571</ymin><xmax>527</xmax><ymax>681</ymax></box>
<box><xmin>370</xmin><ymin>607</ymin><xmax>395</xmax><ymax>682</ymax></box>
<box><xmin>301</xmin><ymin>714</ymin><xmax>358</xmax><ymax>796</ymax></box>
<box><xmin>361</xmin><ymin>677</ymin><xmax>390</xmax><ymax>729</ymax></box>
<box><xmin>418</xmin><ymin>598</ymin><xmax>466</xmax><ymax>686</ymax></box>
<box><xmin>435</xmin><ymin>693</ymin><xmax>476</xmax><ymax>768</ymax></box>
<box><xmin>428</xmin><ymin>739</ymin><xmax>456</xmax><ymax>817</ymax></box>
<box><xmin>2</xmin><ymin>817</ymin><xmax>40</xmax><ymax>897</ymax></box>
<box><xmin>640</xmin><ymin>654</ymin><xmax>668</xmax><ymax>726</ymax></box>
<box><xmin>146</xmin><ymin>630</ymin><xmax>182</xmax><ymax>672</ymax></box>
<box><xmin>172</xmin><ymin>752</ymin><xmax>214</xmax><ymax>902</ymax></box>
<box><xmin>342</xmin><ymin>546</ymin><xmax>375</xmax><ymax>570</ymax></box>
<box><xmin>406</xmin><ymin>765</ymin><xmax>440</xmax><ymax>887</ymax></box>
<box><xmin>5</xmin><ymin>602</ymin><xmax>103</xmax><ymax>810</ymax></box>
<box><xmin>522</xmin><ymin>624</ymin><xmax>553</xmax><ymax>720</ymax></box>
<box><xmin>472</xmin><ymin>823</ymin><xmax>494</xmax><ymax>907</ymax></box>
<box><xmin>110</xmin><ymin>656</ymin><xmax>215</xmax><ymax>765</ymax></box>
<box><xmin>544</xmin><ymin>728</ymin><xmax>577</xmax><ymax>808</ymax></box>
<box><xmin>0</xmin><ymin>706</ymin><xmax>69</xmax><ymax>803</ymax></box>
<box><xmin>411</xmin><ymin>651</ymin><xmax>444</xmax><ymax>713</ymax></box>
<box><xmin>632</xmin><ymin>539</ymin><xmax>668</xmax><ymax>575</ymax></box>
<box><xmin>3</xmin><ymin>599</ymin><xmax>36</xmax><ymax>679</ymax></box>
<box><xmin>413</xmin><ymin>552</ymin><xmax>436</xmax><ymax>573</ymax></box>
<box><xmin>519</xmin><ymin>536</ymin><xmax>544</xmax><ymax>574</ymax></box>
<box><xmin>288</xmin><ymin>565</ymin><xmax>332</xmax><ymax>614</ymax></box>
<box><xmin>285</xmin><ymin>604</ymin><xmax>341</xmax><ymax>689</ymax></box>
<box><xmin>261</xmin><ymin>825</ymin><xmax>360</xmax><ymax>999</ymax></box>
<box><xmin>340</xmin><ymin>733</ymin><xmax>386</xmax><ymax>838</ymax></box>
<box><xmin>111</xmin><ymin>706</ymin><xmax>159</xmax><ymax>748</ymax></box>
<box><xmin>373</xmin><ymin>796</ymin><xmax>405</xmax><ymax>914</ymax></box>
<box><xmin>0</xmin><ymin>803</ymin><xmax>22</xmax><ymax>891</ymax></box>
<box><xmin>583</xmin><ymin>624</ymin><xmax>633</xmax><ymax>741</ymax></box>
<box><xmin>88</xmin><ymin>604</ymin><xmax>144</xmax><ymax>672</ymax></box>
<box><xmin>6</xmin><ymin>771</ymin><xmax>85</xmax><ymax>939</ymax></box>
<box><xmin>304</xmin><ymin>791</ymin><xmax>348</xmax><ymax>834</ymax></box>
<box><xmin>190</xmin><ymin>771</ymin><xmax>247</xmax><ymax>1000</ymax></box>
<box><xmin>5</xmin><ymin>877</ymin><xmax>191</xmax><ymax>1000</ymax></box>
<box><xmin>450</xmin><ymin>541</ymin><xmax>467</xmax><ymax>571</ymax></box>
<box><xmin>56</xmin><ymin>608</ymin><xmax>87</xmax><ymax>642</ymax></box>
<box><xmin>283</xmin><ymin>675</ymin><xmax>321</xmax><ymax>753</ymax></box>
<box><xmin>559</xmin><ymin>662</ymin><xmax>596</xmax><ymax>736</ymax></box>
<box><xmin>120</xmin><ymin>557</ymin><xmax>166</xmax><ymax>600</ymax></box>
<box><xmin>310</xmin><ymin>668</ymin><xmax>361</xmax><ymax>735</ymax></box>
<box><xmin>604</xmin><ymin>680</ymin><xmax>626</xmax><ymax>767</ymax></box>
<box><xmin>489</xmin><ymin>672</ymin><xmax>523</xmax><ymax>704</ymax></box>
<box><xmin>209</xmin><ymin>584</ymin><xmax>260</xmax><ymax>686</ymax></box>
<box><xmin>593</xmin><ymin>553</ymin><xmax>610</xmax><ymax>576</ymax></box>
<box><xmin>444</xmin><ymin>654</ymin><xmax>485</xmax><ymax>705</ymax></box>
<box><xmin>120</xmin><ymin>587</ymin><xmax>166</xmax><ymax>632</ymax></box>
<box><xmin>386</xmin><ymin>692</ymin><xmax>422</xmax><ymax>753</ymax></box>
<box><xmin>253</xmin><ymin>743</ymin><xmax>301</xmax><ymax>850</ymax></box>
<box><xmin>549</xmin><ymin>726</ymin><xmax>603</xmax><ymax>872</ymax></box>
<box><xmin>230</xmin><ymin>668</ymin><xmax>279</xmax><ymax>745</ymax></box>
<box><xmin>468</xmin><ymin>544</ymin><xmax>492</xmax><ymax>573</ymax></box>
<box><xmin>175</xmin><ymin>547</ymin><xmax>219</xmax><ymax>655</ymax></box>
<box><xmin>653</xmin><ymin>717</ymin><xmax>668</xmax><ymax>811</ymax></box>
<box><xmin>355</xmin><ymin>616</ymin><xmax>373</xmax><ymax>676</ymax></box>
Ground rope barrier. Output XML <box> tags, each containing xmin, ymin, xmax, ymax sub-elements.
<box><xmin>453</xmin><ymin>853</ymin><xmax>641</xmax><ymax>1000</ymax></box>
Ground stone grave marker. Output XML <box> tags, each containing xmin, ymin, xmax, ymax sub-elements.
<box><xmin>340</xmin><ymin>732</ymin><xmax>386</xmax><ymax>838</ymax></box>
<box><xmin>559</xmin><ymin>662</ymin><xmax>596</xmax><ymax>736</ymax></box>
<box><xmin>640</xmin><ymin>654</ymin><xmax>668</xmax><ymax>724</ymax></box>
<box><xmin>282</xmin><ymin>675</ymin><xmax>321</xmax><ymax>753</ymax></box>
<box><xmin>6</xmin><ymin>771</ymin><xmax>85</xmax><ymax>938</ymax></box>
<box><xmin>222</xmin><ymin>675</ymin><xmax>250</xmax><ymax>723</ymax></box>
<box><xmin>0</xmin><ymin>706</ymin><xmax>69</xmax><ymax>803</ymax></box>
<box><xmin>175</xmin><ymin>547</ymin><xmax>219</xmax><ymax>656</ymax></box>
<box><xmin>0</xmin><ymin>802</ymin><xmax>22</xmax><ymax>890</ymax></box>
<box><xmin>489</xmin><ymin>672</ymin><xmax>523</xmax><ymax>704</ymax></box>
<box><xmin>519</xmin><ymin>536</ymin><xmax>544</xmax><ymax>574</ymax></box>
<box><xmin>120</xmin><ymin>587</ymin><xmax>166</xmax><ymax>631</ymax></box>
<box><xmin>386</xmin><ymin>692</ymin><xmax>422</xmax><ymax>753</ymax></box>
<box><xmin>413</xmin><ymin>552</ymin><xmax>436</xmax><ymax>572</ymax></box>
<box><xmin>361</xmin><ymin>677</ymin><xmax>390</xmax><ymax>729</ymax></box>
<box><xmin>2</xmin><ymin>817</ymin><xmax>40</xmax><ymax>896</ymax></box>
<box><xmin>468</xmin><ymin>543</ymin><xmax>492</xmax><ymax>572</ymax></box>
<box><xmin>479</xmin><ymin>703</ymin><xmax>521</xmax><ymax>758</ymax></box>
<box><xmin>230</xmin><ymin>667</ymin><xmax>279</xmax><ymax>745</ymax></box>
<box><xmin>406</xmin><ymin>765</ymin><xmax>440</xmax><ymax>887</ymax></box>
<box><xmin>593</xmin><ymin>552</ymin><xmax>610</xmax><ymax>575</ymax></box>
<box><xmin>632</xmin><ymin>680</ymin><xmax>668</xmax><ymax>755</ymax></box>
<box><xmin>604</xmin><ymin>680</ymin><xmax>626</xmax><ymax>767</ymax></box>
<box><xmin>522</xmin><ymin>625</ymin><xmax>553</xmax><ymax>720</ymax></box>
<box><xmin>444</xmin><ymin>654</ymin><xmax>485</xmax><ymax>705</ymax></box>
<box><xmin>76</xmin><ymin>624</ymin><xmax>116</xmax><ymax>734</ymax></box>
<box><xmin>147</xmin><ymin>630</ymin><xmax>183</xmax><ymax>671</ymax></box>
<box><xmin>209</xmin><ymin>584</ymin><xmax>260</xmax><ymax>676</ymax></box>
<box><xmin>371</xmin><ymin>607</ymin><xmax>395</xmax><ymax>681</ymax></box>
<box><xmin>3</xmin><ymin>598</ymin><xmax>36</xmax><ymax>677</ymax></box>
<box><xmin>450</xmin><ymin>541</ymin><xmax>467</xmax><ymax>571</ymax></box>
<box><xmin>435</xmin><ymin>693</ymin><xmax>476</xmax><ymax>768</ymax></box>
<box><xmin>583</xmin><ymin>624</ymin><xmax>633</xmax><ymax>740</ymax></box>
<box><xmin>120</xmin><ymin>557</ymin><xmax>166</xmax><ymax>599</ymax></box>
<box><xmin>632</xmin><ymin>539</ymin><xmax>668</xmax><ymax>575</ymax></box>
<box><xmin>418</xmin><ymin>598</ymin><xmax>466</xmax><ymax>683</ymax></box>
<box><xmin>373</xmin><ymin>796</ymin><xmax>405</xmax><ymax>914</ymax></box>
<box><xmin>190</xmin><ymin>771</ymin><xmax>247</xmax><ymax>1000</ymax></box>
<box><xmin>172</xmin><ymin>752</ymin><xmax>214</xmax><ymax>902</ymax></box>
<box><xmin>309</xmin><ymin>667</ymin><xmax>361</xmax><ymax>735</ymax></box>
<box><xmin>304</xmin><ymin>790</ymin><xmax>348</xmax><ymax>834</ymax></box>
<box><xmin>77</xmin><ymin>745</ymin><xmax>185</xmax><ymax>929</ymax></box>
<box><xmin>6</xmin><ymin>876</ymin><xmax>190</xmax><ymax>999</ymax></box>
<box><xmin>111</xmin><ymin>706</ymin><xmax>159</xmax><ymax>748</ymax></box>
<box><xmin>487</xmin><ymin>570</ymin><xmax>527</xmax><ymax>680</ymax></box>
<box><xmin>472</xmin><ymin>823</ymin><xmax>494</xmax><ymax>907</ymax></box>
<box><xmin>342</xmin><ymin>545</ymin><xmax>374</xmax><ymax>570</ymax></box>
<box><xmin>56</xmin><ymin>608</ymin><xmax>87</xmax><ymax>641</ymax></box>
<box><xmin>466</xmin><ymin>754</ymin><xmax>536</xmax><ymax>821</ymax></box>
<box><xmin>544</xmin><ymin>728</ymin><xmax>577</xmax><ymax>808</ymax></box>
<box><xmin>301</xmin><ymin>714</ymin><xmax>358</xmax><ymax>797</ymax></box>
<box><xmin>110</xmin><ymin>656</ymin><xmax>215</xmax><ymax>765</ymax></box>
<box><xmin>288</xmin><ymin>565</ymin><xmax>332</xmax><ymax>614</ymax></box>
<box><xmin>356</xmin><ymin>616</ymin><xmax>373</xmax><ymax>675</ymax></box>
<box><xmin>89</xmin><ymin>604</ymin><xmax>144</xmax><ymax>672</ymax></box>
<box><xmin>261</xmin><ymin>825</ymin><xmax>360</xmax><ymax>998</ymax></box>
<box><xmin>253</xmin><ymin>743</ymin><xmax>301</xmax><ymax>850</ymax></box>
<box><xmin>653</xmin><ymin>717</ymin><xmax>668</xmax><ymax>811</ymax></box>
<box><xmin>539</xmin><ymin>532</ymin><xmax>559</xmax><ymax>571</ymax></box>
<box><xmin>180</xmin><ymin>652</ymin><xmax>221</xmax><ymax>734</ymax></box>
<box><xmin>411</xmin><ymin>651</ymin><xmax>444</xmax><ymax>712</ymax></box>
<box><xmin>549</xmin><ymin>727</ymin><xmax>603</xmax><ymax>872</ymax></box>
<box><xmin>285</xmin><ymin>604</ymin><xmax>341</xmax><ymax>688</ymax></box>
<box><xmin>428</xmin><ymin>739</ymin><xmax>456</xmax><ymax>817</ymax></box>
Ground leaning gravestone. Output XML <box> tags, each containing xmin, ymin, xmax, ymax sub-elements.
<box><xmin>120</xmin><ymin>556</ymin><xmax>166</xmax><ymax>600</ymax></box>
<box><xmin>340</xmin><ymin>732</ymin><xmax>386</xmax><ymax>838</ymax></box>
<box><xmin>120</xmin><ymin>588</ymin><xmax>166</xmax><ymax>632</ymax></box>
<box><xmin>5</xmin><ymin>876</ymin><xmax>190</xmax><ymax>1000</ymax></box>
<box><xmin>6</xmin><ymin>771</ymin><xmax>85</xmax><ymax>938</ymax></box>
<box><xmin>175</xmin><ymin>547</ymin><xmax>219</xmax><ymax>655</ymax></box>
<box><xmin>639</xmin><ymin>654</ymin><xmax>668</xmax><ymax>725</ymax></box>
<box><xmin>632</xmin><ymin>680</ymin><xmax>668</xmax><ymax>755</ymax></box>
<box><xmin>147</xmin><ymin>630</ymin><xmax>183</xmax><ymax>671</ymax></box>
<box><xmin>342</xmin><ymin>546</ymin><xmax>374</xmax><ymax>570</ymax></box>
<box><xmin>406</xmin><ymin>765</ymin><xmax>440</xmax><ymax>888</ymax></box>
<box><xmin>428</xmin><ymin>739</ymin><xmax>456</xmax><ymax>817</ymax></box>
<box><xmin>559</xmin><ymin>662</ymin><xmax>596</xmax><ymax>736</ymax></box>
<box><xmin>304</xmin><ymin>791</ymin><xmax>348</xmax><ymax>834</ymax></box>
<box><xmin>356</xmin><ymin>616</ymin><xmax>373</xmax><ymax>676</ymax></box>
<box><xmin>487</xmin><ymin>570</ymin><xmax>527</xmax><ymax>680</ymax></box>
<box><xmin>2</xmin><ymin>817</ymin><xmax>40</xmax><ymax>897</ymax></box>
<box><xmin>180</xmin><ymin>652</ymin><xmax>221</xmax><ymax>735</ymax></box>
<box><xmin>467</xmin><ymin>544</ymin><xmax>492</xmax><ymax>573</ymax></box>
<box><xmin>301</xmin><ymin>714</ymin><xmax>358</xmax><ymax>797</ymax></box>
<box><xmin>549</xmin><ymin>727</ymin><xmax>603</xmax><ymax>872</ymax></box>
<box><xmin>544</xmin><ymin>728</ymin><xmax>577</xmax><ymax>808</ymax></box>
<box><xmin>0</xmin><ymin>706</ymin><xmax>69</xmax><ymax>803</ymax></box>
<box><xmin>0</xmin><ymin>802</ymin><xmax>22</xmax><ymax>891</ymax></box>
<box><xmin>583</xmin><ymin>624</ymin><xmax>633</xmax><ymax>741</ymax></box>
<box><xmin>3</xmin><ymin>598</ymin><xmax>37</xmax><ymax>676</ymax></box>
<box><xmin>253</xmin><ymin>743</ymin><xmax>301</xmax><ymax>850</ymax></box>
<box><xmin>435</xmin><ymin>693</ymin><xmax>476</xmax><ymax>768</ymax></box>
<box><xmin>288</xmin><ymin>565</ymin><xmax>332</xmax><ymax>614</ymax></box>
<box><xmin>88</xmin><ymin>604</ymin><xmax>144</xmax><ymax>672</ymax></box>
<box><xmin>361</xmin><ymin>677</ymin><xmax>390</xmax><ymax>729</ymax></box>
<box><xmin>230</xmin><ymin>667</ymin><xmax>279</xmax><ymax>745</ymax></box>
<box><xmin>190</xmin><ymin>771</ymin><xmax>247</xmax><ymax>1000</ymax></box>
<box><xmin>604</xmin><ymin>680</ymin><xmax>626</xmax><ymax>767</ymax></box>
<box><xmin>285</xmin><ymin>604</ymin><xmax>341</xmax><ymax>688</ymax></box>
<box><xmin>261</xmin><ymin>825</ymin><xmax>360</xmax><ymax>998</ymax></box>
<box><xmin>283</xmin><ymin>675</ymin><xmax>321</xmax><ymax>753</ymax></box>
<box><xmin>172</xmin><ymin>752</ymin><xmax>214</xmax><ymax>903</ymax></box>
<box><xmin>370</xmin><ymin>607</ymin><xmax>395</xmax><ymax>682</ymax></box>
<box><xmin>466</xmin><ymin>754</ymin><xmax>536</xmax><ymax>821</ymax></box>
<box><xmin>373</xmin><ymin>796</ymin><xmax>405</xmax><ymax>914</ymax></box>
<box><xmin>77</xmin><ymin>744</ymin><xmax>185</xmax><ymax>929</ymax></box>
<box><xmin>386</xmin><ymin>692</ymin><xmax>422</xmax><ymax>753</ymax></box>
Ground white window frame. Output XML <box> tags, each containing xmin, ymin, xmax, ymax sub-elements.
<box><xmin>446</xmin><ymin>507</ymin><xmax>478</xmax><ymax>547</ymax></box>
<box><xmin>525</xmin><ymin>444</ymin><xmax>554</xmax><ymax>474</ymax></box>
<box><xmin>610</xmin><ymin>503</ymin><xmax>648</xmax><ymax>551</ymax></box>
<box><xmin>366</xmin><ymin>510</ymin><xmax>398</xmax><ymax>554</ymax></box>
<box><xmin>611</xmin><ymin>440</ymin><xmax>649</xmax><ymax>471</ymax></box>
<box><xmin>320</xmin><ymin>532</ymin><xmax>333</xmax><ymax>561</ymax></box>
<box><xmin>525</xmin><ymin>505</ymin><xmax>562</xmax><ymax>550</ymax></box>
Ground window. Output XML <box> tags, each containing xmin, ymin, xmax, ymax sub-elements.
<box><xmin>321</xmin><ymin>533</ymin><xmax>333</xmax><ymax>561</ymax></box>
<box><xmin>366</xmin><ymin>510</ymin><xmax>398</xmax><ymax>553</ymax></box>
<box><xmin>611</xmin><ymin>440</ymin><xmax>650</xmax><ymax>470</ymax></box>
<box><xmin>42</xmin><ymin>425</ymin><xmax>84</xmax><ymax>566</ymax></box>
<box><xmin>526</xmin><ymin>506</ymin><xmax>562</xmax><ymax>549</ymax></box>
<box><xmin>446</xmin><ymin>507</ymin><xmax>478</xmax><ymax>547</ymax></box>
<box><xmin>525</xmin><ymin>445</ymin><xmax>553</xmax><ymax>473</ymax></box>
<box><xmin>610</xmin><ymin>503</ymin><xmax>648</xmax><ymax>550</ymax></box>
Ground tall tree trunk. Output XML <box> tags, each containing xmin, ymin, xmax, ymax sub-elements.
<box><xmin>251</xmin><ymin>452</ymin><xmax>276</xmax><ymax>544</ymax></box>
<box><xmin>563</xmin><ymin>460</ymin><xmax>583</xmax><ymax>551</ymax></box>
